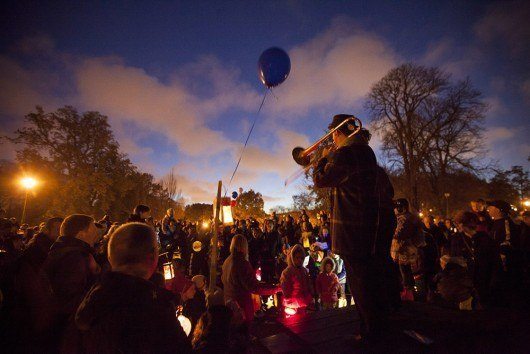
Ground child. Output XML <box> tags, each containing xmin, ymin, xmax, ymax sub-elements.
<box><xmin>280</xmin><ymin>244</ymin><xmax>313</xmax><ymax>312</ymax></box>
<box><xmin>316</xmin><ymin>257</ymin><xmax>340</xmax><ymax>309</ymax></box>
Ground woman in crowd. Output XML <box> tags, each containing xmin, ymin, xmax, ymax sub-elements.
<box><xmin>221</xmin><ymin>234</ymin><xmax>278</xmax><ymax>325</ymax></box>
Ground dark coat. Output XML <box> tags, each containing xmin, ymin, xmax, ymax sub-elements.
<box><xmin>470</xmin><ymin>232</ymin><xmax>503</xmax><ymax>305</ymax></box>
<box><xmin>75</xmin><ymin>271</ymin><xmax>191</xmax><ymax>354</ymax></box>
<box><xmin>0</xmin><ymin>244</ymin><xmax>57</xmax><ymax>353</ymax></box>
<box><xmin>189</xmin><ymin>248</ymin><xmax>209</xmax><ymax>278</ymax></box>
<box><xmin>313</xmin><ymin>141</ymin><xmax>396</xmax><ymax>259</ymax></box>
<box><xmin>44</xmin><ymin>236</ymin><xmax>99</xmax><ymax>319</ymax></box>
<box><xmin>490</xmin><ymin>218</ymin><xmax>520</xmax><ymax>248</ymax></box>
<box><xmin>24</xmin><ymin>232</ymin><xmax>54</xmax><ymax>270</ymax></box>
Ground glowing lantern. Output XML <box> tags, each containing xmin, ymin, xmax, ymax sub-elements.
<box><xmin>163</xmin><ymin>262</ymin><xmax>174</xmax><ymax>280</ymax></box>
<box><xmin>177</xmin><ymin>313</ymin><xmax>192</xmax><ymax>336</ymax></box>
<box><xmin>214</xmin><ymin>197</ymin><xmax>234</xmax><ymax>225</ymax></box>
<box><xmin>256</xmin><ymin>267</ymin><xmax>262</xmax><ymax>281</ymax></box>
<box><xmin>284</xmin><ymin>307</ymin><xmax>297</xmax><ymax>316</ymax></box>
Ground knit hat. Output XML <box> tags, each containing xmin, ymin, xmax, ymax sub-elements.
<box><xmin>192</xmin><ymin>274</ymin><xmax>206</xmax><ymax>291</ymax></box>
<box><xmin>486</xmin><ymin>200</ymin><xmax>511</xmax><ymax>214</ymax></box>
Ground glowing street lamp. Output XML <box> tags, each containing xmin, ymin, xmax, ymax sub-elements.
<box><xmin>19</xmin><ymin>176</ymin><xmax>38</xmax><ymax>224</ymax></box>
<box><xmin>444</xmin><ymin>192</ymin><xmax>450</xmax><ymax>217</ymax></box>
<box><xmin>523</xmin><ymin>199</ymin><xmax>530</xmax><ymax>209</ymax></box>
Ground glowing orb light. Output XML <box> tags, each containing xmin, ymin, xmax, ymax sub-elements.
<box><xmin>284</xmin><ymin>307</ymin><xmax>297</xmax><ymax>316</ymax></box>
<box><xmin>177</xmin><ymin>314</ymin><xmax>192</xmax><ymax>336</ymax></box>
<box><xmin>20</xmin><ymin>177</ymin><xmax>37</xmax><ymax>189</ymax></box>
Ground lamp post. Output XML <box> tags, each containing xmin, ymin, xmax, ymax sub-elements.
<box><xmin>20</xmin><ymin>177</ymin><xmax>37</xmax><ymax>224</ymax></box>
<box><xmin>444</xmin><ymin>192</ymin><xmax>450</xmax><ymax>217</ymax></box>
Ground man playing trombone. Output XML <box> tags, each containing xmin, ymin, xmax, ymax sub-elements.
<box><xmin>312</xmin><ymin>114</ymin><xmax>400</xmax><ymax>344</ymax></box>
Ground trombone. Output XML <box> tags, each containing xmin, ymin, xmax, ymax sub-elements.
<box><xmin>291</xmin><ymin>116</ymin><xmax>363</xmax><ymax>167</ymax></box>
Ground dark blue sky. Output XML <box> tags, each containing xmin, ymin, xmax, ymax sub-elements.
<box><xmin>1</xmin><ymin>0</ymin><xmax>528</xmax><ymax>207</ymax></box>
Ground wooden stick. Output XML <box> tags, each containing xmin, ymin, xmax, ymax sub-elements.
<box><xmin>209</xmin><ymin>180</ymin><xmax>222</xmax><ymax>293</ymax></box>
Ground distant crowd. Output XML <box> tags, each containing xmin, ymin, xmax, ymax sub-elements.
<box><xmin>0</xmin><ymin>197</ymin><xmax>529</xmax><ymax>353</ymax></box>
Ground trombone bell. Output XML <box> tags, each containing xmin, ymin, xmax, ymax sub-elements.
<box><xmin>292</xmin><ymin>146</ymin><xmax>311</xmax><ymax>166</ymax></box>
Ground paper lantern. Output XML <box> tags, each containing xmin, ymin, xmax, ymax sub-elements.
<box><xmin>213</xmin><ymin>197</ymin><xmax>234</xmax><ymax>225</ymax></box>
<box><xmin>163</xmin><ymin>262</ymin><xmax>174</xmax><ymax>280</ymax></box>
<box><xmin>222</xmin><ymin>205</ymin><xmax>234</xmax><ymax>224</ymax></box>
<box><xmin>177</xmin><ymin>314</ymin><xmax>192</xmax><ymax>336</ymax></box>
<box><xmin>284</xmin><ymin>307</ymin><xmax>297</xmax><ymax>315</ymax></box>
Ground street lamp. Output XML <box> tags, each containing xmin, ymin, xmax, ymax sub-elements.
<box><xmin>444</xmin><ymin>192</ymin><xmax>450</xmax><ymax>217</ymax></box>
<box><xmin>523</xmin><ymin>199</ymin><xmax>530</xmax><ymax>209</ymax></box>
<box><xmin>20</xmin><ymin>176</ymin><xmax>38</xmax><ymax>224</ymax></box>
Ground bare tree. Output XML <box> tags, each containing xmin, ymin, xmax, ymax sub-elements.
<box><xmin>366</xmin><ymin>64</ymin><xmax>487</xmax><ymax>209</ymax></box>
<box><xmin>421</xmin><ymin>79</ymin><xmax>488</xmax><ymax>210</ymax></box>
<box><xmin>161</xmin><ymin>168</ymin><xmax>184</xmax><ymax>209</ymax></box>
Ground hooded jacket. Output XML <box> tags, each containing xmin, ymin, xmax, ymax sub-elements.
<box><xmin>316</xmin><ymin>257</ymin><xmax>340</xmax><ymax>303</ymax></box>
<box><xmin>75</xmin><ymin>271</ymin><xmax>191</xmax><ymax>353</ymax></box>
<box><xmin>280</xmin><ymin>244</ymin><xmax>313</xmax><ymax>308</ymax></box>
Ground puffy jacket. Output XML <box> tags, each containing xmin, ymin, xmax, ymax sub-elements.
<box><xmin>316</xmin><ymin>257</ymin><xmax>340</xmax><ymax>303</ymax></box>
<box><xmin>280</xmin><ymin>244</ymin><xmax>313</xmax><ymax>308</ymax></box>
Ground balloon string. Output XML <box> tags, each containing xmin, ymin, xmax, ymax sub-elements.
<box><xmin>226</xmin><ymin>89</ymin><xmax>269</xmax><ymax>194</ymax></box>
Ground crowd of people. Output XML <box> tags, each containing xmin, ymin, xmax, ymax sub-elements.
<box><xmin>0</xmin><ymin>196</ymin><xmax>529</xmax><ymax>353</ymax></box>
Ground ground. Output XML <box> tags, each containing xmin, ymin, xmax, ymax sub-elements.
<box><xmin>251</xmin><ymin>302</ymin><xmax>530</xmax><ymax>353</ymax></box>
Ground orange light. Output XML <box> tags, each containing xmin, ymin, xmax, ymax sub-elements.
<box><xmin>20</xmin><ymin>177</ymin><xmax>37</xmax><ymax>189</ymax></box>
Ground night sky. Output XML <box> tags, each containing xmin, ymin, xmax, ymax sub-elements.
<box><xmin>1</xmin><ymin>0</ymin><xmax>529</xmax><ymax>209</ymax></box>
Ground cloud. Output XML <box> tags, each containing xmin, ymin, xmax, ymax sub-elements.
<box><xmin>267</xmin><ymin>18</ymin><xmax>399</xmax><ymax>118</ymax></box>
<box><xmin>0</xmin><ymin>56</ymin><xmax>60</xmax><ymax>117</ymax></box>
<box><xmin>521</xmin><ymin>80</ymin><xmax>530</xmax><ymax>105</ymax></box>
<box><xmin>473</xmin><ymin>0</ymin><xmax>530</xmax><ymax>57</ymax></box>
<box><xmin>484</xmin><ymin>126</ymin><xmax>517</xmax><ymax>143</ymax></box>
<box><xmin>236</xmin><ymin>129</ymin><xmax>310</xmax><ymax>180</ymax></box>
<box><xmin>75</xmin><ymin>57</ymin><xmax>237</xmax><ymax>157</ymax></box>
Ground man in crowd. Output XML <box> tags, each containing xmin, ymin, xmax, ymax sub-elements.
<box><xmin>487</xmin><ymin>200</ymin><xmax>523</xmax><ymax>292</ymax></box>
<box><xmin>75</xmin><ymin>222</ymin><xmax>191</xmax><ymax>353</ymax></box>
<box><xmin>471</xmin><ymin>199</ymin><xmax>491</xmax><ymax>232</ymax></box>
<box><xmin>454</xmin><ymin>211</ymin><xmax>502</xmax><ymax>307</ymax></box>
<box><xmin>24</xmin><ymin>217</ymin><xmax>64</xmax><ymax>270</ymax></box>
<box><xmin>392</xmin><ymin>198</ymin><xmax>425</xmax><ymax>293</ymax></box>
<box><xmin>313</xmin><ymin>114</ymin><xmax>400</xmax><ymax>343</ymax></box>
<box><xmin>44</xmin><ymin>214</ymin><xmax>101</xmax><ymax>345</ymax></box>
<box><xmin>128</xmin><ymin>204</ymin><xmax>151</xmax><ymax>223</ymax></box>
<box><xmin>0</xmin><ymin>217</ymin><xmax>64</xmax><ymax>352</ymax></box>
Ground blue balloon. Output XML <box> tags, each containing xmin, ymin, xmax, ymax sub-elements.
<box><xmin>232</xmin><ymin>191</ymin><xmax>238</xmax><ymax>199</ymax></box>
<box><xmin>258</xmin><ymin>47</ymin><xmax>291</xmax><ymax>88</ymax></box>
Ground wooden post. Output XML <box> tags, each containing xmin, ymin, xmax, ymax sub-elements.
<box><xmin>209</xmin><ymin>180</ymin><xmax>222</xmax><ymax>293</ymax></box>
